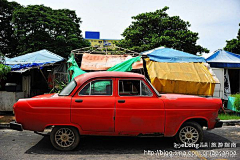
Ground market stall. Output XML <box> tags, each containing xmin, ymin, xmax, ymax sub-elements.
<box><xmin>141</xmin><ymin>47</ymin><xmax>219</xmax><ymax>96</ymax></box>
<box><xmin>1</xmin><ymin>49</ymin><xmax>65</xmax><ymax>111</ymax></box>
<box><xmin>204</xmin><ymin>49</ymin><xmax>240</xmax><ymax>101</ymax></box>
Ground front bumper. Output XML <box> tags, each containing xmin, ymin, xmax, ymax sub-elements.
<box><xmin>10</xmin><ymin>121</ymin><xmax>23</xmax><ymax>131</ymax></box>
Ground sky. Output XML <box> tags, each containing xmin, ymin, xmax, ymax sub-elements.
<box><xmin>9</xmin><ymin>0</ymin><xmax>240</xmax><ymax>52</ymax></box>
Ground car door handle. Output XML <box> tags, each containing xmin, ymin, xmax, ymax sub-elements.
<box><xmin>118</xmin><ymin>100</ymin><xmax>125</xmax><ymax>103</ymax></box>
<box><xmin>75</xmin><ymin>99</ymin><xmax>83</xmax><ymax>103</ymax></box>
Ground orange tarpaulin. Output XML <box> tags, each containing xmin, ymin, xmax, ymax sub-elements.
<box><xmin>80</xmin><ymin>53</ymin><xmax>143</xmax><ymax>70</ymax></box>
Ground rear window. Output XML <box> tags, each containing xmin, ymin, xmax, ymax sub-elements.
<box><xmin>79</xmin><ymin>80</ymin><xmax>112</xmax><ymax>96</ymax></box>
<box><xmin>59</xmin><ymin>80</ymin><xmax>76</xmax><ymax>96</ymax></box>
<box><xmin>119</xmin><ymin>80</ymin><xmax>153</xmax><ymax>96</ymax></box>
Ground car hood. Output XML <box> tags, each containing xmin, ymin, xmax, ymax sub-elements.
<box><xmin>32</xmin><ymin>93</ymin><xmax>57</xmax><ymax>98</ymax></box>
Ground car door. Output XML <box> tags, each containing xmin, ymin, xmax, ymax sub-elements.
<box><xmin>115</xmin><ymin>78</ymin><xmax>165</xmax><ymax>134</ymax></box>
<box><xmin>71</xmin><ymin>78</ymin><xmax>115</xmax><ymax>132</ymax></box>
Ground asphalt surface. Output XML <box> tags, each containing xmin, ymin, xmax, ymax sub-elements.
<box><xmin>0</xmin><ymin>126</ymin><xmax>239</xmax><ymax>160</ymax></box>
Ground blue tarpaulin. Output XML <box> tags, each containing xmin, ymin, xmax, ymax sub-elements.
<box><xmin>5</xmin><ymin>49</ymin><xmax>64</xmax><ymax>71</ymax></box>
<box><xmin>141</xmin><ymin>47</ymin><xmax>206</xmax><ymax>63</ymax></box>
<box><xmin>205</xmin><ymin>49</ymin><xmax>240</xmax><ymax>68</ymax></box>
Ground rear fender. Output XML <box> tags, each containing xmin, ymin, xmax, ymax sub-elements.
<box><xmin>166</xmin><ymin>116</ymin><xmax>209</xmax><ymax>137</ymax></box>
<box><xmin>44</xmin><ymin>124</ymin><xmax>83</xmax><ymax>134</ymax></box>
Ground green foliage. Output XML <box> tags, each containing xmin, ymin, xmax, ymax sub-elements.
<box><xmin>117</xmin><ymin>6</ymin><xmax>209</xmax><ymax>54</ymax></box>
<box><xmin>224</xmin><ymin>23</ymin><xmax>240</xmax><ymax>54</ymax></box>
<box><xmin>231</xmin><ymin>94</ymin><xmax>240</xmax><ymax>111</ymax></box>
<box><xmin>0</xmin><ymin>0</ymin><xmax>22</xmax><ymax>57</ymax></box>
<box><xmin>12</xmin><ymin>5</ymin><xmax>90</xmax><ymax>57</ymax></box>
<box><xmin>1</xmin><ymin>0</ymin><xmax>89</xmax><ymax>58</ymax></box>
<box><xmin>49</xmin><ymin>79</ymin><xmax>67</xmax><ymax>93</ymax></box>
<box><xmin>0</xmin><ymin>63</ymin><xmax>11</xmax><ymax>80</ymax></box>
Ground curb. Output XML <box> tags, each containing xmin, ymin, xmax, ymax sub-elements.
<box><xmin>220</xmin><ymin>120</ymin><xmax>240</xmax><ymax>126</ymax></box>
<box><xmin>220</xmin><ymin>120</ymin><xmax>240</xmax><ymax>123</ymax></box>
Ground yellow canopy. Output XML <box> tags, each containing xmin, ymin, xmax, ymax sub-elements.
<box><xmin>145</xmin><ymin>58</ymin><xmax>218</xmax><ymax>96</ymax></box>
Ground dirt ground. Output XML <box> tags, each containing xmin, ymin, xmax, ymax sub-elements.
<box><xmin>0</xmin><ymin>115</ymin><xmax>15</xmax><ymax>124</ymax></box>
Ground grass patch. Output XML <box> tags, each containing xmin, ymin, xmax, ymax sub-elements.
<box><xmin>218</xmin><ymin>113</ymin><xmax>240</xmax><ymax>120</ymax></box>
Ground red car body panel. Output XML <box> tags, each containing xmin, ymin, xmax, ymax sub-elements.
<box><xmin>161</xmin><ymin>94</ymin><xmax>221</xmax><ymax>136</ymax></box>
<box><xmin>13</xmin><ymin>72</ymin><xmax>222</xmax><ymax>136</ymax></box>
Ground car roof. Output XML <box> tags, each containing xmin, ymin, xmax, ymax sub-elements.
<box><xmin>74</xmin><ymin>71</ymin><xmax>145</xmax><ymax>84</ymax></box>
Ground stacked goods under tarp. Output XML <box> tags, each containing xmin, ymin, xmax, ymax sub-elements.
<box><xmin>67</xmin><ymin>53</ymin><xmax>142</xmax><ymax>80</ymax></box>
<box><xmin>145</xmin><ymin>58</ymin><xmax>219</xmax><ymax>96</ymax></box>
<box><xmin>142</xmin><ymin>47</ymin><xmax>219</xmax><ymax>96</ymax></box>
<box><xmin>80</xmin><ymin>53</ymin><xmax>143</xmax><ymax>70</ymax></box>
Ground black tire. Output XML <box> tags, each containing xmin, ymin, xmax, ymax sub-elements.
<box><xmin>50</xmin><ymin>126</ymin><xmax>80</xmax><ymax>151</ymax></box>
<box><xmin>175</xmin><ymin>121</ymin><xmax>203</xmax><ymax>144</ymax></box>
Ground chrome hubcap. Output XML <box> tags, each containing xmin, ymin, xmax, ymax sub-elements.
<box><xmin>179</xmin><ymin>126</ymin><xmax>199</xmax><ymax>144</ymax></box>
<box><xmin>55</xmin><ymin>128</ymin><xmax>75</xmax><ymax>147</ymax></box>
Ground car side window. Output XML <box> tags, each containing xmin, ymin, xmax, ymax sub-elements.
<box><xmin>79</xmin><ymin>80</ymin><xmax>112</xmax><ymax>96</ymax></box>
<box><xmin>119</xmin><ymin>80</ymin><xmax>153</xmax><ymax>96</ymax></box>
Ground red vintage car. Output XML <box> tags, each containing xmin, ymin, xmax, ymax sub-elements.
<box><xmin>10</xmin><ymin>72</ymin><xmax>223</xmax><ymax>151</ymax></box>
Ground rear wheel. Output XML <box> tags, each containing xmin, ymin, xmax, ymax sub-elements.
<box><xmin>175</xmin><ymin>121</ymin><xmax>203</xmax><ymax>144</ymax></box>
<box><xmin>50</xmin><ymin>126</ymin><xmax>80</xmax><ymax>151</ymax></box>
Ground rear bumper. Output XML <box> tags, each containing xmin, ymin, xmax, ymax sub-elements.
<box><xmin>215</xmin><ymin>119</ymin><xmax>223</xmax><ymax>128</ymax></box>
<box><xmin>10</xmin><ymin>121</ymin><xmax>23</xmax><ymax>131</ymax></box>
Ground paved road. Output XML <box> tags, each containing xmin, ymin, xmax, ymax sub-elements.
<box><xmin>0</xmin><ymin>126</ymin><xmax>239</xmax><ymax>160</ymax></box>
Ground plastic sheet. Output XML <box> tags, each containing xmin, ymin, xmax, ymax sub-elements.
<box><xmin>80</xmin><ymin>53</ymin><xmax>143</xmax><ymax>70</ymax></box>
<box><xmin>5</xmin><ymin>49</ymin><xmax>64</xmax><ymax>71</ymax></box>
<box><xmin>67</xmin><ymin>54</ymin><xmax>86</xmax><ymax>80</ymax></box>
<box><xmin>227</xmin><ymin>97</ymin><xmax>238</xmax><ymax>112</ymax></box>
<box><xmin>107</xmin><ymin>56</ymin><xmax>141</xmax><ymax>72</ymax></box>
<box><xmin>145</xmin><ymin>58</ymin><xmax>217</xmax><ymax>96</ymax></box>
<box><xmin>206</xmin><ymin>49</ymin><xmax>240</xmax><ymax>68</ymax></box>
<box><xmin>141</xmin><ymin>47</ymin><xmax>206</xmax><ymax>63</ymax></box>
<box><xmin>68</xmin><ymin>55</ymin><xmax>141</xmax><ymax>80</ymax></box>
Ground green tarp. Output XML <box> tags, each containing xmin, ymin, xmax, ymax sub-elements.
<box><xmin>227</xmin><ymin>97</ymin><xmax>240</xmax><ymax>112</ymax></box>
<box><xmin>67</xmin><ymin>54</ymin><xmax>86</xmax><ymax>80</ymax></box>
<box><xmin>107</xmin><ymin>56</ymin><xmax>141</xmax><ymax>72</ymax></box>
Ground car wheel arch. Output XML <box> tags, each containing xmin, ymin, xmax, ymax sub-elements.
<box><xmin>173</xmin><ymin>117</ymin><xmax>208</xmax><ymax>136</ymax></box>
<box><xmin>44</xmin><ymin>124</ymin><xmax>82</xmax><ymax>134</ymax></box>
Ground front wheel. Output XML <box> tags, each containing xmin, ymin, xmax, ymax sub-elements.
<box><xmin>50</xmin><ymin>126</ymin><xmax>80</xmax><ymax>151</ymax></box>
<box><xmin>175</xmin><ymin>121</ymin><xmax>203</xmax><ymax>144</ymax></box>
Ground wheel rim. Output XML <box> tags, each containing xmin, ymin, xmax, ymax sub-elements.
<box><xmin>55</xmin><ymin>128</ymin><xmax>75</xmax><ymax>148</ymax></box>
<box><xmin>179</xmin><ymin>126</ymin><xmax>199</xmax><ymax>144</ymax></box>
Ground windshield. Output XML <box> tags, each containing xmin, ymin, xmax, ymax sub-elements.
<box><xmin>59</xmin><ymin>80</ymin><xmax>76</xmax><ymax>96</ymax></box>
<box><xmin>145</xmin><ymin>78</ymin><xmax>161</xmax><ymax>97</ymax></box>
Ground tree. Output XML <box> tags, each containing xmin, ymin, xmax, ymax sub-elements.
<box><xmin>224</xmin><ymin>23</ymin><xmax>240</xmax><ymax>54</ymax></box>
<box><xmin>0</xmin><ymin>0</ymin><xmax>22</xmax><ymax>57</ymax></box>
<box><xmin>0</xmin><ymin>63</ymin><xmax>11</xmax><ymax>81</ymax></box>
<box><xmin>0</xmin><ymin>52</ymin><xmax>11</xmax><ymax>83</ymax></box>
<box><xmin>117</xmin><ymin>7</ymin><xmax>209</xmax><ymax>54</ymax></box>
<box><xmin>12</xmin><ymin>5</ymin><xmax>89</xmax><ymax>57</ymax></box>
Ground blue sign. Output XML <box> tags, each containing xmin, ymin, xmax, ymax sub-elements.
<box><xmin>85</xmin><ymin>31</ymin><xmax>100</xmax><ymax>39</ymax></box>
